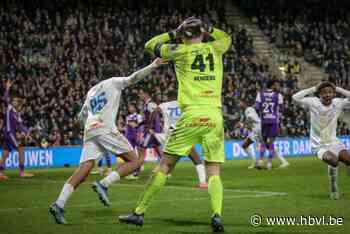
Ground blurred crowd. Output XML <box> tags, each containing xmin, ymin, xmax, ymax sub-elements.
<box><xmin>257</xmin><ymin>1</ymin><xmax>350</xmax><ymax>87</ymax></box>
<box><xmin>254</xmin><ymin>1</ymin><xmax>350</xmax><ymax>135</ymax></box>
<box><xmin>2</xmin><ymin>0</ymin><xmax>348</xmax><ymax>147</ymax></box>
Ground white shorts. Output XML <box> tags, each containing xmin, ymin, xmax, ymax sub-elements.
<box><xmin>315</xmin><ymin>142</ymin><xmax>347</xmax><ymax>160</ymax></box>
<box><xmin>80</xmin><ymin>132</ymin><xmax>133</xmax><ymax>164</ymax></box>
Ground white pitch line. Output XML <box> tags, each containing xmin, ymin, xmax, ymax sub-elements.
<box><xmin>7</xmin><ymin>178</ymin><xmax>288</xmax><ymax>196</ymax></box>
<box><xmin>0</xmin><ymin>178</ymin><xmax>288</xmax><ymax>213</ymax></box>
<box><xmin>0</xmin><ymin>193</ymin><xmax>285</xmax><ymax>213</ymax></box>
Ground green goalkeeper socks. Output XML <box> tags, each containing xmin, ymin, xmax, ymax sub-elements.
<box><xmin>208</xmin><ymin>175</ymin><xmax>223</xmax><ymax>217</ymax></box>
<box><xmin>135</xmin><ymin>171</ymin><xmax>167</xmax><ymax>215</ymax></box>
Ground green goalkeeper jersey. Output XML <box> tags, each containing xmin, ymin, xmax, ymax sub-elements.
<box><xmin>145</xmin><ymin>28</ymin><xmax>232</xmax><ymax>109</ymax></box>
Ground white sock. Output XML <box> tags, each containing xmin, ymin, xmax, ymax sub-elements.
<box><xmin>100</xmin><ymin>171</ymin><xmax>120</xmax><ymax>188</ymax></box>
<box><xmin>328</xmin><ymin>166</ymin><xmax>338</xmax><ymax>193</ymax></box>
<box><xmin>245</xmin><ymin>145</ymin><xmax>256</xmax><ymax>163</ymax></box>
<box><xmin>56</xmin><ymin>183</ymin><xmax>74</xmax><ymax>208</ymax></box>
<box><xmin>195</xmin><ymin>164</ymin><xmax>206</xmax><ymax>184</ymax></box>
<box><xmin>267</xmin><ymin>161</ymin><xmax>272</xmax><ymax>170</ymax></box>
<box><xmin>276</xmin><ymin>151</ymin><xmax>288</xmax><ymax>165</ymax></box>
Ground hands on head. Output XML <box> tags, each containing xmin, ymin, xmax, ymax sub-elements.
<box><xmin>174</xmin><ymin>17</ymin><xmax>211</xmax><ymax>39</ymax></box>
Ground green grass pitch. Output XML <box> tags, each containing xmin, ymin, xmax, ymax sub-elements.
<box><xmin>0</xmin><ymin>157</ymin><xmax>349</xmax><ymax>234</ymax></box>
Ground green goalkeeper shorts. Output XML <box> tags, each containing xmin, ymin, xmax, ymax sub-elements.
<box><xmin>164</xmin><ymin>106</ymin><xmax>225</xmax><ymax>163</ymax></box>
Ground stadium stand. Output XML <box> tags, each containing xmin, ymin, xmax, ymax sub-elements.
<box><xmin>1</xmin><ymin>0</ymin><xmax>348</xmax><ymax>147</ymax></box>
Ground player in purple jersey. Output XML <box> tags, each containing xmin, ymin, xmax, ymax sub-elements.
<box><xmin>123</xmin><ymin>103</ymin><xmax>144</xmax><ymax>179</ymax></box>
<box><xmin>134</xmin><ymin>89</ymin><xmax>164</xmax><ymax>177</ymax></box>
<box><xmin>125</xmin><ymin>104</ymin><xmax>143</xmax><ymax>149</ymax></box>
<box><xmin>255</xmin><ymin>80</ymin><xmax>289</xmax><ymax>170</ymax></box>
<box><xmin>0</xmin><ymin>80</ymin><xmax>33</xmax><ymax>180</ymax></box>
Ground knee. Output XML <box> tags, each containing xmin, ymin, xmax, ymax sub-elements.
<box><xmin>323</xmin><ymin>154</ymin><xmax>338</xmax><ymax>167</ymax></box>
<box><xmin>205</xmin><ymin>162</ymin><xmax>221</xmax><ymax>177</ymax></box>
<box><xmin>159</xmin><ymin>162</ymin><xmax>173</xmax><ymax>174</ymax></box>
<box><xmin>338</xmin><ymin>150</ymin><xmax>350</xmax><ymax>166</ymax></box>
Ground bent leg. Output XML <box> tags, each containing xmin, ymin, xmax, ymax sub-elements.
<box><xmin>56</xmin><ymin>160</ymin><xmax>95</xmax><ymax>208</ymax></box>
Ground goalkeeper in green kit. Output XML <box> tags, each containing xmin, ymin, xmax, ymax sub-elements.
<box><xmin>119</xmin><ymin>17</ymin><xmax>231</xmax><ymax>232</ymax></box>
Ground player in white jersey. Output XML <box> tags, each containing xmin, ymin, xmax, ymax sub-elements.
<box><xmin>236</xmin><ymin>100</ymin><xmax>263</xmax><ymax>169</ymax></box>
<box><xmin>292</xmin><ymin>81</ymin><xmax>350</xmax><ymax>200</ymax></box>
<box><xmin>154</xmin><ymin>91</ymin><xmax>207</xmax><ymax>188</ymax></box>
<box><xmin>49</xmin><ymin>58</ymin><xmax>168</xmax><ymax>224</ymax></box>
<box><xmin>237</xmin><ymin>99</ymin><xmax>289</xmax><ymax>169</ymax></box>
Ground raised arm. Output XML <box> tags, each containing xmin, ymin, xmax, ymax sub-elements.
<box><xmin>336</xmin><ymin>87</ymin><xmax>350</xmax><ymax>98</ymax></box>
<box><xmin>145</xmin><ymin>32</ymin><xmax>173</xmax><ymax>57</ymax></box>
<box><xmin>18</xmin><ymin>121</ymin><xmax>30</xmax><ymax>134</ymax></box>
<box><xmin>3</xmin><ymin>80</ymin><xmax>14</xmax><ymax>104</ymax></box>
<box><xmin>207</xmin><ymin>28</ymin><xmax>232</xmax><ymax>54</ymax></box>
<box><xmin>292</xmin><ymin>87</ymin><xmax>316</xmax><ymax>106</ymax></box>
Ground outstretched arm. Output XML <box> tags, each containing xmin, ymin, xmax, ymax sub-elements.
<box><xmin>122</xmin><ymin>58</ymin><xmax>168</xmax><ymax>86</ymax></box>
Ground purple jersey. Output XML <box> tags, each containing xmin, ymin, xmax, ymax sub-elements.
<box><xmin>255</xmin><ymin>90</ymin><xmax>283</xmax><ymax>124</ymax></box>
<box><xmin>3</xmin><ymin>90</ymin><xmax>28</xmax><ymax>135</ymax></box>
<box><xmin>125</xmin><ymin>113</ymin><xmax>142</xmax><ymax>147</ymax></box>
<box><xmin>143</xmin><ymin>99</ymin><xmax>161</xmax><ymax>133</ymax></box>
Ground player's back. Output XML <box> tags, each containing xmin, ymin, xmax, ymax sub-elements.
<box><xmin>159</xmin><ymin>100</ymin><xmax>181</xmax><ymax>132</ymax></box>
<box><xmin>83</xmin><ymin>78</ymin><xmax>125</xmax><ymax>140</ymax></box>
<box><xmin>256</xmin><ymin>90</ymin><xmax>283</xmax><ymax>124</ymax></box>
<box><xmin>148</xmin><ymin>28</ymin><xmax>231</xmax><ymax>110</ymax></box>
<box><xmin>171</xmin><ymin>42</ymin><xmax>225</xmax><ymax>109</ymax></box>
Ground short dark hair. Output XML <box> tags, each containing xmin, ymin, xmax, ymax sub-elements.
<box><xmin>181</xmin><ymin>17</ymin><xmax>203</xmax><ymax>39</ymax></box>
<box><xmin>316</xmin><ymin>81</ymin><xmax>335</xmax><ymax>95</ymax></box>
<box><xmin>266</xmin><ymin>79</ymin><xmax>278</xmax><ymax>89</ymax></box>
<box><xmin>240</xmin><ymin>98</ymin><xmax>254</xmax><ymax>107</ymax></box>
<box><xmin>167</xmin><ymin>90</ymin><xmax>177</xmax><ymax>99</ymax></box>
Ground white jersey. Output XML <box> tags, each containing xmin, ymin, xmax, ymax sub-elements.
<box><xmin>79</xmin><ymin>77</ymin><xmax>129</xmax><ymax>140</ymax></box>
<box><xmin>292</xmin><ymin>87</ymin><xmax>350</xmax><ymax>149</ymax></box>
<box><xmin>77</xmin><ymin>63</ymin><xmax>155</xmax><ymax>141</ymax></box>
<box><xmin>158</xmin><ymin>101</ymin><xmax>181</xmax><ymax>134</ymax></box>
<box><xmin>244</xmin><ymin>107</ymin><xmax>261</xmax><ymax>133</ymax></box>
